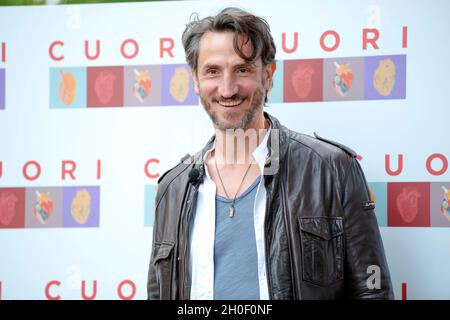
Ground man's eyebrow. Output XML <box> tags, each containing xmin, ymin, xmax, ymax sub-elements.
<box><xmin>201</xmin><ymin>63</ymin><xmax>220</xmax><ymax>70</ymax></box>
<box><xmin>200</xmin><ymin>62</ymin><xmax>258</xmax><ymax>71</ymax></box>
<box><xmin>235</xmin><ymin>62</ymin><xmax>257</xmax><ymax>69</ymax></box>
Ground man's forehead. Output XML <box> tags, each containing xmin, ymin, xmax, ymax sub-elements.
<box><xmin>198</xmin><ymin>32</ymin><xmax>253</xmax><ymax>53</ymax></box>
<box><xmin>201</xmin><ymin>30</ymin><xmax>251</xmax><ymax>44</ymax></box>
<box><xmin>197</xmin><ymin>31</ymin><xmax>260</xmax><ymax>68</ymax></box>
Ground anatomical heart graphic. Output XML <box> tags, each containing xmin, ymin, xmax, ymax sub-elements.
<box><xmin>87</xmin><ymin>67</ymin><xmax>124</xmax><ymax>107</ymax></box>
<box><xmin>95</xmin><ymin>71</ymin><xmax>116</xmax><ymax>104</ymax></box>
<box><xmin>440</xmin><ymin>186</ymin><xmax>450</xmax><ymax>222</ymax></box>
<box><xmin>333</xmin><ymin>62</ymin><xmax>353</xmax><ymax>97</ymax></box>
<box><xmin>396</xmin><ymin>187</ymin><xmax>421</xmax><ymax>223</ymax></box>
<box><xmin>291</xmin><ymin>64</ymin><xmax>314</xmax><ymax>99</ymax></box>
<box><xmin>34</xmin><ymin>191</ymin><xmax>54</xmax><ymax>224</ymax></box>
<box><xmin>0</xmin><ymin>192</ymin><xmax>18</xmax><ymax>226</ymax></box>
<box><xmin>0</xmin><ymin>188</ymin><xmax>25</xmax><ymax>228</ymax></box>
<box><xmin>388</xmin><ymin>182</ymin><xmax>430</xmax><ymax>227</ymax></box>
<box><xmin>429</xmin><ymin>183</ymin><xmax>450</xmax><ymax>227</ymax></box>
<box><xmin>284</xmin><ymin>59</ymin><xmax>323</xmax><ymax>102</ymax></box>
<box><xmin>132</xmin><ymin>69</ymin><xmax>152</xmax><ymax>103</ymax></box>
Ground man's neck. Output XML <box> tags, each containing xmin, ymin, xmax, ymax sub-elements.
<box><xmin>213</xmin><ymin>115</ymin><xmax>269</xmax><ymax>167</ymax></box>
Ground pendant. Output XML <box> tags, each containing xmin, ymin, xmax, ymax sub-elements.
<box><xmin>229</xmin><ymin>204</ymin><xmax>235</xmax><ymax>218</ymax></box>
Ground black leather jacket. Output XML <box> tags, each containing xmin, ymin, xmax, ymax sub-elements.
<box><xmin>147</xmin><ymin>112</ymin><xmax>394</xmax><ymax>300</ymax></box>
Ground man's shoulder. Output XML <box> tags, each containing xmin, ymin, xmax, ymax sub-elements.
<box><xmin>155</xmin><ymin>136</ymin><xmax>213</xmax><ymax>207</ymax></box>
<box><xmin>156</xmin><ymin>151</ymin><xmax>202</xmax><ymax>189</ymax></box>
<box><xmin>267</xmin><ymin>112</ymin><xmax>356</xmax><ymax>161</ymax></box>
<box><xmin>285</xmin><ymin>128</ymin><xmax>357</xmax><ymax>164</ymax></box>
<box><xmin>153</xmin><ymin>152</ymin><xmax>200</xmax><ymax>211</ymax></box>
<box><xmin>157</xmin><ymin>153</ymin><xmax>193</xmax><ymax>185</ymax></box>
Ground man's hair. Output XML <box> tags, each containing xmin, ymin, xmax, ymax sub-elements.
<box><xmin>181</xmin><ymin>7</ymin><xmax>276</xmax><ymax>72</ymax></box>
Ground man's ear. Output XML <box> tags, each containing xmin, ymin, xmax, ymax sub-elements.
<box><xmin>191</xmin><ymin>69</ymin><xmax>200</xmax><ymax>95</ymax></box>
<box><xmin>264</xmin><ymin>62</ymin><xmax>276</xmax><ymax>91</ymax></box>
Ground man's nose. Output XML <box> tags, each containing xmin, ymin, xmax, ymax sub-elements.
<box><xmin>218</xmin><ymin>73</ymin><xmax>238</xmax><ymax>98</ymax></box>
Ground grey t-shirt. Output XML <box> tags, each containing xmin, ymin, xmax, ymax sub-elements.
<box><xmin>213</xmin><ymin>176</ymin><xmax>261</xmax><ymax>300</ymax></box>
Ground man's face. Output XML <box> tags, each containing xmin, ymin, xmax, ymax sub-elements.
<box><xmin>193</xmin><ymin>31</ymin><xmax>274</xmax><ymax>130</ymax></box>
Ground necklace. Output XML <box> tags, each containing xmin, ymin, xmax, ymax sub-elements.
<box><xmin>214</xmin><ymin>155</ymin><xmax>254</xmax><ymax>218</ymax></box>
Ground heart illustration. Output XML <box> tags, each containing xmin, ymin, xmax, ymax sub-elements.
<box><xmin>440</xmin><ymin>186</ymin><xmax>450</xmax><ymax>222</ymax></box>
<box><xmin>133</xmin><ymin>69</ymin><xmax>152</xmax><ymax>103</ymax></box>
<box><xmin>291</xmin><ymin>64</ymin><xmax>314</xmax><ymax>99</ymax></box>
<box><xmin>0</xmin><ymin>191</ymin><xmax>18</xmax><ymax>226</ymax></box>
<box><xmin>34</xmin><ymin>191</ymin><xmax>53</xmax><ymax>224</ymax></box>
<box><xmin>94</xmin><ymin>70</ymin><xmax>116</xmax><ymax>104</ymax></box>
<box><xmin>396</xmin><ymin>187</ymin><xmax>421</xmax><ymax>223</ymax></box>
<box><xmin>333</xmin><ymin>62</ymin><xmax>353</xmax><ymax>97</ymax></box>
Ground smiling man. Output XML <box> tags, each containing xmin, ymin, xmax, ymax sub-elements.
<box><xmin>147</xmin><ymin>7</ymin><xmax>394</xmax><ymax>300</ymax></box>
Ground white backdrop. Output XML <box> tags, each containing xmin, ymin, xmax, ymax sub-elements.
<box><xmin>0</xmin><ymin>0</ymin><xmax>449</xmax><ymax>299</ymax></box>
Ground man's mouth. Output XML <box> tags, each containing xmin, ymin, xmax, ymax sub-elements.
<box><xmin>218</xmin><ymin>99</ymin><xmax>244</xmax><ymax>108</ymax></box>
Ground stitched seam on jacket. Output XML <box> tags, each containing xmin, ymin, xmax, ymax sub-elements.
<box><xmin>288</xmin><ymin>134</ymin><xmax>352</xmax><ymax>197</ymax></box>
<box><xmin>154</xmin><ymin>152</ymin><xmax>201</xmax><ymax>211</ymax></box>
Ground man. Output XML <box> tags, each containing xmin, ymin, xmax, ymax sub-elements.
<box><xmin>147</xmin><ymin>7</ymin><xmax>394</xmax><ymax>300</ymax></box>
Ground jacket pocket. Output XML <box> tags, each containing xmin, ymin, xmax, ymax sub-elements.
<box><xmin>299</xmin><ymin>217</ymin><xmax>344</xmax><ymax>286</ymax></box>
<box><xmin>152</xmin><ymin>242</ymin><xmax>175</xmax><ymax>299</ymax></box>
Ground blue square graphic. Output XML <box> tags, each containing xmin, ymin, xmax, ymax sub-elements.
<box><xmin>368</xmin><ymin>182</ymin><xmax>388</xmax><ymax>227</ymax></box>
<box><xmin>50</xmin><ymin>67</ymin><xmax>87</xmax><ymax>109</ymax></box>
<box><xmin>267</xmin><ymin>60</ymin><xmax>283</xmax><ymax>104</ymax></box>
<box><xmin>144</xmin><ymin>185</ymin><xmax>157</xmax><ymax>227</ymax></box>
<box><xmin>0</xmin><ymin>69</ymin><xmax>5</xmax><ymax>110</ymax></box>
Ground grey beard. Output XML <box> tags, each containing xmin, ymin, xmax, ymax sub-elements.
<box><xmin>199</xmin><ymin>88</ymin><xmax>265</xmax><ymax>130</ymax></box>
<box><xmin>206</xmin><ymin>102</ymin><xmax>261</xmax><ymax>130</ymax></box>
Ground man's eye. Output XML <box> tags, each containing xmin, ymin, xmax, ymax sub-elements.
<box><xmin>207</xmin><ymin>69</ymin><xmax>218</xmax><ymax>75</ymax></box>
<box><xmin>238</xmin><ymin>68</ymin><xmax>249</xmax><ymax>73</ymax></box>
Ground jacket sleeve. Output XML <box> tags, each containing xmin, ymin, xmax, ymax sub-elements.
<box><xmin>341</xmin><ymin>158</ymin><xmax>394</xmax><ymax>299</ymax></box>
<box><xmin>147</xmin><ymin>185</ymin><xmax>162</xmax><ymax>300</ymax></box>
<box><xmin>147</xmin><ymin>243</ymin><xmax>160</xmax><ymax>300</ymax></box>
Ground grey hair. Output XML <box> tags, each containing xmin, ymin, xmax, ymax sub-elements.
<box><xmin>181</xmin><ymin>7</ymin><xmax>276</xmax><ymax>73</ymax></box>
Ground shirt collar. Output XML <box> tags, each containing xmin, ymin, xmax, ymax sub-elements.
<box><xmin>252</xmin><ymin>125</ymin><xmax>271</xmax><ymax>174</ymax></box>
<box><xmin>202</xmin><ymin>124</ymin><xmax>272</xmax><ymax>179</ymax></box>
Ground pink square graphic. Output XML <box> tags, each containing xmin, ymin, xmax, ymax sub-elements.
<box><xmin>0</xmin><ymin>188</ymin><xmax>26</xmax><ymax>229</ymax></box>
<box><xmin>87</xmin><ymin>66</ymin><xmax>124</xmax><ymax>107</ymax></box>
<box><xmin>284</xmin><ymin>59</ymin><xmax>323</xmax><ymax>102</ymax></box>
<box><xmin>387</xmin><ymin>182</ymin><xmax>430</xmax><ymax>227</ymax></box>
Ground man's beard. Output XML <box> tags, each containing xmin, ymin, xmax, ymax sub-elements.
<box><xmin>199</xmin><ymin>86</ymin><xmax>265</xmax><ymax>130</ymax></box>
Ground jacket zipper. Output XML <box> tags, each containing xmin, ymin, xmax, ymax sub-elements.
<box><xmin>279</xmin><ymin>179</ymin><xmax>299</xmax><ymax>299</ymax></box>
<box><xmin>264</xmin><ymin>187</ymin><xmax>274</xmax><ymax>299</ymax></box>
<box><xmin>181</xmin><ymin>183</ymin><xmax>198</xmax><ymax>299</ymax></box>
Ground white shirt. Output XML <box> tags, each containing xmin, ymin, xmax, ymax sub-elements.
<box><xmin>189</xmin><ymin>127</ymin><xmax>271</xmax><ymax>300</ymax></box>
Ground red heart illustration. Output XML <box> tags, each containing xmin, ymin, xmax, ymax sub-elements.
<box><xmin>0</xmin><ymin>192</ymin><xmax>18</xmax><ymax>226</ymax></box>
<box><xmin>396</xmin><ymin>187</ymin><xmax>421</xmax><ymax>223</ymax></box>
<box><xmin>94</xmin><ymin>71</ymin><xmax>116</xmax><ymax>104</ymax></box>
<box><xmin>291</xmin><ymin>64</ymin><xmax>314</xmax><ymax>99</ymax></box>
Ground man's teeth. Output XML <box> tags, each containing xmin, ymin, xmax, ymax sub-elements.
<box><xmin>219</xmin><ymin>99</ymin><xmax>243</xmax><ymax>107</ymax></box>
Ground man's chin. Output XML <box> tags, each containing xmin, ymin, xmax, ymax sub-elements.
<box><xmin>203</xmin><ymin>101</ymin><xmax>261</xmax><ymax>130</ymax></box>
<box><xmin>213</xmin><ymin>119</ymin><xmax>243</xmax><ymax>131</ymax></box>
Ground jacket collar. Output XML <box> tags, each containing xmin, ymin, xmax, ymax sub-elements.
<box><xmin>264</xmin><ymin>112</ymin><xmax>288</xmax><ymax>176</ymax></box>
<box><xmin>195</xmin><ymin>112</ymin><xmax>288</xmax><ymax>177</ymax></box>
